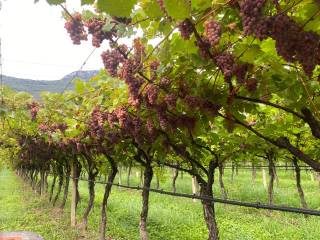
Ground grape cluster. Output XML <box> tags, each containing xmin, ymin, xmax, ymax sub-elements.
<box><xmin>254</xmin><ymin>19</ymin><xmax>271</xmax><ymax>40</ymax></box>
<box><xmin>268</xmin><ymin>15</ymin><xmax>299</xmax><ymax>63</ymax></box>
<box><xmin>114</xmin><ymin>107</ymin><xmax>131</xmax><ymax>129</ymax></box>
<box><xmin>239</xmin><ymin>0</ymin><xmax>266</xmax><ymax>36</ymax></box>
<box><xmin>128</xmin><ymin>95</ymin><xmax>141</xmax><ymax>109</ymax></box>
<box><xmin>132</xmin><ymin>117</ymin><xmax>144</xmax><ymax>145</ymax></box>
<box><xmin>158</xmin><ymin>110</ymin><xmax>170</xmax><ymax>130</ymax></box>
<box><xmin>146</xmin><ymin>119</ymin><xmax>157</xmax><ymax>142</ymax></box>
<box><xmin>177</xmin><ymin>115</ymin><xmax>196</xmax><ymax>131</ymax></box>
<box><xmin>177</xmin><ymin>80</ymin><xmax>190</xmax><ymax>98</ymax></box>
<box><xmin>150</xmin><ymin>60</ymin><xmax>160</xmax><ymax>81</ymax></box>
<box><xmin>145</xmin><ymin>84</ymin><xmax>159</xmax><ymax>105</ymax></box>
<box><xmin>228</xmin><ymin>0</ymin><xmax>240</xmax><ymax>8</ymax></box>
<box><xmin>268</xmin><ymin>15</ymin><xmax>320</xmax><ymax>76</ymax></box>
<box><xmin>184</xmin><ymin>95</ymin><xmax>202</xmax><ymax>109</ymax></box>
<box><xmin>239</xmin><ymin>3</ymin><xmax>320</xmax><ymax>76</ymax></box>
<box><xmin>202</xmin><ymin>101</ymin><xmax>221</xmax><ymax>116</ymax></box>
<box><xmin>89</xmin><ymin>107</ymin><xmax>105</xmax><ymax>139</ymax></box>
<box><xmin>107</xmin><ymin>132</ymin><xmax>120</xmax><ymax>145</ymax></box>
<box><xmin>196</xmin><ymin>38</ymin><xmax>211</xmax><ymax>59</ymax></box>
<box><xmin>85</xmin><ymin>18</ymin><xmax>114</xmax><ymax>47</ymax></box>
<box><xmin>106</xmin><ymin>111</ymin><xmax>117</xmax><ymax>129</ymax></box>
<box><xmin>28</xmin><ymin>102</ymin><xmax>39</xmax><ymax>121</ymax></box>
<box><xmin>119</xmin><ymin>59</ymin><xmax>143</xmax><ymax>108</ymax></box>
<box><xmin>38</xmin><ymin>123</ymin><xmax>49</xmax><ymax>133</ymax></box>
<box><xmin>183</xmin><ymin>95</ymin><xmax>221</xmax><ymax>116</ymax></box>
<box><xmin>164</xmin><ymin>93</ymin><xmax>177</xmax><ymax>108</ymax></box>
<box><xmin>133</xmin><ymin>38</ymin><xmax>145</xmax><ymax>66</ymax></box>
<box><xmin>160</xmin><ymin>77</ymin><xmax>171</xmax><ymax>88</ymax></box>
<box><xmin>204</xmin><ymin>19</ymin><xmax>221</xmax><ymax>46</ymax></box>
<box><xmin>178</xmin><ymin>19</ymin><xmax>194</xmax><ymax>40</ymax></box>
<box><xmin>108</xmin><ymin>107</ymin><xmax>146</xmax><ymax>145</ymax></box>
<box><xmin>64</xmin><ymin>13</ymin><xmax>88</xmax><ymax>45</ymax></box>
<box><xmin>101</xmin><ymin>49</ymin><xmax>125</xmax><ymax>77</ymax></box>
<box><xmin>233</xmin><ymin>64</ymin><xmax>250</xmax><ymax>84</ymax></box>
<box><xmin>245</xmin><ymin>78</ymin><xmax>258</xmax><ymax>92</ymax></box>
<box><xmin>150</xmin><ymin>60</ymin><xmax>160</xmax><ymax>71</ymax></box>
<box><xmin>154</xmin><ymin>102</ymin><xmax>170</xmax><ymax>131</ymax></box>
<box><xmin>156</xmin><ymin>0</ymin><xmax>170</xmax><ymax>19</ymax></box>
<box><xmin>58</xmin><ymin>123</ymin><xmax>68</xmax><ymax>132</ymax></box>
<box><xmin>51</xmin><ymin>123</ymin><xmax>68</xmax><ymax>133</ymax></box>
<box><xmin>214</xmin><ymin>53</ymin><xmax>235</xmax><ymax>81</ymax></box>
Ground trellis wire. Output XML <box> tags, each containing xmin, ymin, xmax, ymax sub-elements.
<box><xmin>66</xmin><ymin>175</ymin><xmax>320</xmax><ymax>217</ymax></box>
<box><xmin>223</xmin><ymin>166</ymin><xmax>313</xmax><ymax>171</ymax></box>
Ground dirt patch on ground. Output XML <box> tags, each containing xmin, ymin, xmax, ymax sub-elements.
<box><xmin>0</xmin><ymin>231</ymin><xmax>43</xmax><ymax>240</ymax></box>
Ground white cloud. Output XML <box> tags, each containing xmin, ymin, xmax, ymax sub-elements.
<box><xmin>0</xmin><ymin>0</ymin><xmax>106</xmax><ymax>80</ymax></box>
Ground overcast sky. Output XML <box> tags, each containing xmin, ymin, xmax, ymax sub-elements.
<box><xmin>0</xmin><ymin>0</ymin><xmax>106</xmax><ymax>80</ymax></box>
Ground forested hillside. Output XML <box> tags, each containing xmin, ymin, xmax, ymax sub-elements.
<box><xmin>2</xmin><ymin>70</ymin><xmax>98</xmax><ymax>98</ymax></box>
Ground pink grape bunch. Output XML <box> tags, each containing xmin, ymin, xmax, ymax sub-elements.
<box><xmin>233</xmin><ymin>64</ymin><xmax>250</xmax><ymax>84</ymax></box>
<box><xmin>268</xmin><ymin>14</ymin><xmax>320</xmax><ymax>77</ymax></box>
<box><xmin>178</xmin><ymin>19</ymin><xmax>194</xmax><ymax>40</ymax></box>
<box><xmin>150</xmin><ymin>60</ymin><xmax>160</xmax><ymax>81</ymax></box>
<box><xmin>204</xmin><ymin>19</ymin><xmax>222</xmax><ymax>46</ymax></box>
<box><xmin>196</xmin><ymin>38</ymin><xmax>212</xmax><ymax>60</ymax></box>
<box><xmin>156</xmin><ymin>0</ymin><xmax>171</xmax><ymax>19</ymax></box>
<box><xmin>164</xmin><ymin>93</ymin><xmax>177</xmax><ymax>108</ymax></box>
<box><xmin>89</xmin><ymin>107</ymin><xmax>106</xmax><ymax>139</ymax></box>
<box><xmin>101</xmin><ymin>48</ymin><xmax>125</xmax><ymax>77</ymax></box>
<box><xmin>145</xmin><ymin>84</ymin><xmax>159</xmax><ymax>105</ymax></box>
<box><xmin>239</xmin><ymin>0</ymin><xmax>266</xmax><ymax>36</ymax></box>
<box><xmin>85</xmin><ymin>17</ymin><xmax>114</xmax><ymax>47</ymax></box>
<box><xmin>118</xmin><ymin>59</ymin><xmax>143</xmax><ymax>109</ymax></box>
<box><xmin>245</xmin><ymin>78</ymin><xmax>258</xmax><ymax>92</ymax></box>
<box><xmin>214</xmin><ymin>53</ymin><xmax>235</xmax><ymax>82</ymax></box>
<box><xmin>64</xmin><ymin>13</ymin><xmax>88</xmax><ymax>45</ymax></box>
<box><xmin>146</xmin><ymin>119</ymin><xmax>157</xmax><ymax>142</ymax></box>
<box><xmin>27</xmin><ymin>102</ymin><xmax>39</xmax><ymax>121</ymax></box>
<box><xmin>133</xmin><ymin>38</ymin><xmax>145</xmax><ymax>66</ymax></box>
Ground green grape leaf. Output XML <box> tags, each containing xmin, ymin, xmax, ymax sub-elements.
<box><xmin>142</xmin><ymin>0</ymin><xmax>163</xmax><ymax>18</ymax></box>
<box><xmin>81</xmin><ymin>0</ymin><xmax>95</xmax><ymax>5</ymax></box>
<box><xmin>163</xmin><ymin>0</ymin><xmax>191</xmax><ymax>20</ymax></box>
<box><xmin>82</xmin><ymin>10</ymin><xmax>96</xmax><ymax>20</ymax></box>
<box><xmin>171</xmin><ymin>33</ymin><xmax>198</xmax><ymax>55</ymax></box>
<box><xmin>74</xmin><ymin>80</ymin><xmax>86</xmax><ymax>94</ymax></box>
<box><xmin>192</xmin><ymin>0</ymin><xmax>211</xmax><ymax>10</ymax></box>
<box><xmin>234</xmin><ymin>44</ymin><xmax>264</xmax><ymax>64</ymax></box>
<box><xmin>97</xmin><ymin>0</ymin><xmax>137</xmax><ymax>17</ymax></box>
<box><xmin>46</xmin><ymin>0</ymin><xmax>65</xmax><ymax>5</ymax></box>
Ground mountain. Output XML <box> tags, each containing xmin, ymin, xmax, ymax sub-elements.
<box><xmin>1</xmin><ymin>70</ymin><xmax>99</xmax><ymax>99</ymax></box>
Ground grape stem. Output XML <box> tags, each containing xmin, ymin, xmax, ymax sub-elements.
<box><xmin>59</xmin><ymin>4</ymin><xmax>75</xmax><ymax>21</ymax></box>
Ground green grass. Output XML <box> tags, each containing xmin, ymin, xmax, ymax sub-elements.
<box><xmin>1</xmin><ymin>168</ymin><xmax>320</xmax><ymax>239</ymax></box>
<box><xmin>0</xmin><ymin>169</ymin><xmax>95</xmax><ymax>240</ymax></box>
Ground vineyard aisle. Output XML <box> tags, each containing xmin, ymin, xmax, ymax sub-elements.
<box><xmin>0</xmin><ymin>170</ymin><xmax>94</xmax><ymax>240</ymax></box>
<box><xmin>1</xmin><ymin>169</ymin><xmax>320</xmax><ymax>239</ymax></box>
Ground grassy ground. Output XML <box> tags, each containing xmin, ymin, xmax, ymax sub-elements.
<box><xmin>0</xmin><ymin>169</ymin><xmax>95</xmax><ymax>240</ymax></box>
<box><xmin>0</xmin><ymin>168</ymin><xmax>320</xmax><ymax>239</ymax></box>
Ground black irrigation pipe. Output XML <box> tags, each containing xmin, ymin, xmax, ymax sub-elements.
<box><xmin>224</xmin><ymin>165</ymin><xmax>312</xmax><ymax>169</ymax></box>
<box><xmin>223</xmin><ymin>167</ymin><xmax>313</xmax><ymax>171</ymax></box>
<box><xmin>67</xmin><ymin>176</ymin><xmax>320</xmax><ymax>217</ymax></box>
